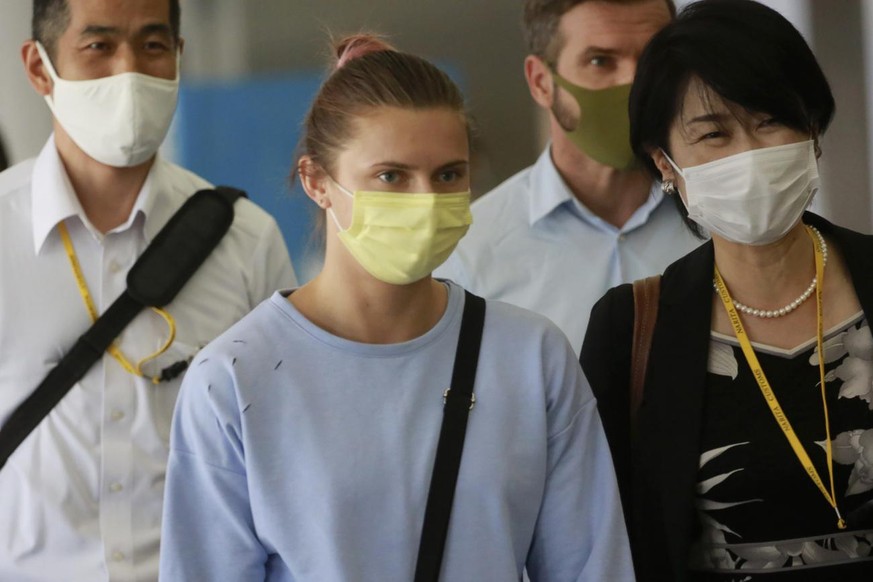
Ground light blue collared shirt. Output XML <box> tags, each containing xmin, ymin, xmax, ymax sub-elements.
<box><xmin>436</xmin><ymin>147</ymin><xmax>703</xmax><ymax>352</ymax></box>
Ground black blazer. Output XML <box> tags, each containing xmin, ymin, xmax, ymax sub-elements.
<box><xmin>580</xmin><ymin>213</ymin><xmax>873</xmax><ymax>582</ymax></box>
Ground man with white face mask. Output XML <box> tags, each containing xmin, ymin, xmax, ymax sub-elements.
<box><xmin>436</xmin><ymin>0</ymin><xmax>703</xmax><ymax>353</ymax></box>
<box><xmin>0</xmin><ymin>1</ymin><xmax>296</xmax><ymax>580</ymax></box>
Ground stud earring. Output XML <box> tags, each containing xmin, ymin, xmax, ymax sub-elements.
<box><xmin>661</xmin><ymin>180</ymin><xmax>676</xmax><ymax>195</ymax></box>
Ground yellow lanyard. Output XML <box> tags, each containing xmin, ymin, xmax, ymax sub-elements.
<box><xmin>58</xmin><ymin>221</ymin><xmax>176</xmax><ymax>384</ymax></box>
<box><xmin>714</xmin><ymin>225</ymin><xmax>845</xmax><ymax>530</ymax></box>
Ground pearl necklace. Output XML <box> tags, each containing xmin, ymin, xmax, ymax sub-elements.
<box><xmin>712</xmin><ymin>226</ymin><xmax>828</xmax><ymax>319</ymax></box>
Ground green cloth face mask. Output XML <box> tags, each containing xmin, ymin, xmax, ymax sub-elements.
<box><xmin>551</xmin><ymin>71</ymin><xmax>637</xmax><ymax>170</ymax></box>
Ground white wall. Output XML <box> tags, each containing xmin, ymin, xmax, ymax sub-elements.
<box><xmin>0</xmin><ymin>2</ymin><xmax>52</xmax><ymax>164</ymax></box>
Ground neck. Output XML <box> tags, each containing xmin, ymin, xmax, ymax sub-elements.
<box><xmin>291</xmin><ymin>244</ymin><xmax>449</xmax><ymax>344</ymax></box>
<box><xmin>54</xmin><ymin>127</ymin><xmax>153</xmax><ymax>233</ymax></box>
<box><xmin>549</xmin><ymin>125</ymin><xmax>652</xmax><ymax>228</ymax></box>
<box><xmin>713</xmin><ymin>224</ymin><xmax>816</xmax><ymax>311</ymax></box>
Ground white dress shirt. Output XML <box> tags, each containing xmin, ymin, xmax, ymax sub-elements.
<box><xmin>0</xmin><ymin>136</ymin><xmax>296</xmax><ymax>582</ymax></box>
<box><xmin>435</xmin><ymin>147</ymin><xmax>703</xmax><ymax>353</ymax></box>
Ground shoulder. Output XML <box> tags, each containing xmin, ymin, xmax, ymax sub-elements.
<box><xmin>179</xmin><ymin>296</ymin><xmax>287</xmax><ymax>404</ymax></box>
<box><xmin>160</xmin><ymin>160</ymin><xmax>283</xmax><ymax>239</ymax></box>
<box><xmin>437</xmin><ymin>165</ymin><xmax>537</xmax><ymax>284</ymax></box>
<box><xmin>0</xmin><ymin>158</ymin><xmax>36</xmax><ymax>205</ymax></box>
<box><xmin>160</xmin><ymin>159</ymin><xmax>213</xmax><ymax>193</ymax></box>
<box><xmin>449</xmin><ymin>165</ymin><xmax>536</xmax><ymax>261</ymax></box>
<box><xmin>586</xmin><ymin>283</ymin><xmax>635</xmax><ymax>343</ymax></box>
<box><xmin>481</xmin><ymin>296</ymin><xmax>576</xmax><ymax>361</ymax></box>
<box><xmin>807</xmin><ymin>212</ymin><xmax>873</xmax><ymax>249</ymax></box>
<box><xmin>195</xmin><ymin>295</ymin><xmax>287</xmax><ymax>363</ymax></box>
<box><xmin>476</xmin><ymin>294</ymin><xmax>592</xmax><ymax>418</ymax></box>
<box><xmin>471</xmin><ymin>164</ymin><xmax>535</xmax><ymax>223</ymax></box>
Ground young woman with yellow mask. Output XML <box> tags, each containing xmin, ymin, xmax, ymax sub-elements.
<box><xmin>158</xmin><ymin>35</ymin><xmax>633</xmax><ymax>581</ymax></box>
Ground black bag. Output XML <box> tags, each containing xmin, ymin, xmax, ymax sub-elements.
<box><xmin>0</xmin><ymin>187</ymin><xmax>246</xmax><ymax>471</ymax></box>
<box><xmin>413</xmin><ymin>291</ymin><xmax>486</xmax><ymax>582</ymax></box>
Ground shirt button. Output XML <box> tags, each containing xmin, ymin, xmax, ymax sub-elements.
<box><xmin>108</xmin><ymin>260</ymin><xmax>122</xmax><ymax>274</ymax></box>
<box><xmin>112</xmin><ymin>551</ymin><xmax>125</xmax><ymax>562</ymax></box>
<box><xmin>618</xmin><ymin>234</ymin><xmax>627</xmax><ymax>242</ymax></box>
<box><xmin>110</xmin><ymin>409</ymin><xmax>125</xmax><ymax>422</ymax></box>
<box><xmin>109</xmin><ymin>482</ymin><xmax>124</xmax><ymax>493</ymax></box>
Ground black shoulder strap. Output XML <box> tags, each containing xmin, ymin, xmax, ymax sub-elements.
<box><xmin>414</xmin><ymin>290</ymin><xmax>486</xmax><ymax>582</ymax></box>
<box><xmin>0</xmin><ymin>186</ymin><xmax>246</xmax><ymax>472</ymax></box>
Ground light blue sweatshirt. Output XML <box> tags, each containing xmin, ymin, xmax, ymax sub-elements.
<box><xmin>159</xmin><ymin>282</ymin><xmax>634</xmax><ymax>581</ymax></box>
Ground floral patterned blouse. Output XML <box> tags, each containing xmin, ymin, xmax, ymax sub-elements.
<box><xmin>688</xmin><ymin>313</ymin><xmax>873</xmax><ymax>581</ymax></box>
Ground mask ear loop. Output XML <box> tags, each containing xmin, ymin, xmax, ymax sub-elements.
<box><xmin>35</xmin><ymin>41</ymin><xmax>61</xmax><ymax>82</ymax></box>
<box><xmin>660</xmin><ymin>149</ymin><xmax>686</xmax><ymax>178</ymax></box>
<box><xmin>326</xmin><ymin>177</ymin><xmax>355</xmax><ymax>232</ymax></box>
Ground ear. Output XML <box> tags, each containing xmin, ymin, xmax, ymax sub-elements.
<box><xmin>811</xmin><ymin>133</ymin><xmax>822</xmax><ymax>159</ymax></box>
<box><xmin>524</xmin><ymin>55</ymin><xmax>555</xmax><ymax>110</ymax></box>
<box><xmin>22</xmin><ymin>40</ymin><xmax>53</xmax><ymax>97</ymax></box>
<box><xmin>650</xmin><ymin>148</ymin><xmax>676</xmax><ymax>183</ymax></box>
<box><xmin>174</xmin><ymin>37</ymin><xmax>186</xmax><ymax>78</ymax></box>
<box><xmin>298</xmin><ymin>156</ymin><xmax>331</xmax><ymax>209</ymax></box>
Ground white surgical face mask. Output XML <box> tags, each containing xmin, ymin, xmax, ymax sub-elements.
<box><xmin>36</xmin><ymin>41</ymin><xmax>180</xmax><ymax>168</ymax></box>
<box><xmin>663</xmin><ymin>140</ymin><xmax>820</xmax><ymax>245</ymax></box>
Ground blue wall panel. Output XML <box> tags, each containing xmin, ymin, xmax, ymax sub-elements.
<box><xmin>174</xmin><ymin>73</ymin><xmax>324</xmax><ymax>282</ymax></box>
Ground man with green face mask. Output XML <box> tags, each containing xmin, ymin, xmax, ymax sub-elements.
<box><xmin>436</xmin><ymin>0</ymin><xmax>702</xmax><ymax>353</ymax></box>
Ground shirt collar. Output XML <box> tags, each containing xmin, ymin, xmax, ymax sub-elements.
<box><xmin>32</xmin><ymin>135</ymin><xmax>86</xmax><ymax>253</ymax></box>
<box><xmin>527</xmin><ymin>145</ymin><xmax>666</xmax><ymax>232</ymax></box>
<box><xmin>527</xmin><ymin>146</ymin><xmax>575</xmax><ymax>226</ymax></box>
<box><xmin>31</xmin><ymin>135</ymin><xmax>169</xmax><ymax>253</ymax></box>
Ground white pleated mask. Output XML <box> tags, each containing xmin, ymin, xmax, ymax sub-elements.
<box><xmin>663</xmin><ymin>140</ymin><xmax>820</xmax><ymax>245</ymax></box>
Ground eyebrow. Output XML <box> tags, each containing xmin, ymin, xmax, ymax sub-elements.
<box><xmin>581</xmin><ymin>46</ymin><xmax>619</xmax><ymax>59</ymax></box>
<box><xmin>80</xmin><ymin>25</ymin><xmax>119</xmax><ymax>37</ymax></box>
<box><xmin>369</xmin><ymin>160</ymin><xmax>469</xmax><ymax>171</ymax></box>
<box><xmin>79</xmin><ymin>23</ymin><xmax>173</xmax><ymax>38</ymax></box>
<box><xmin>685</xmin><ymin>112</ymin><xmax>732</xmax><ymax>124</ymax></box>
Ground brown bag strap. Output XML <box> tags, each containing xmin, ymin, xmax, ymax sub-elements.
<box><xmin>630</xmin><ymin>275</ymin><xmax>661</xmax><ymax>428</ymax></box>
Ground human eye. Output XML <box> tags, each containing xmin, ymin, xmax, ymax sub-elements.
<box><xmin>84</xmin><ymin>40</ymin><xmax>111</xmax><ymax>52</ymax></box>
<box><xmin>757</xmin><ymin>117</ymin><xmax>783</xmax><ymax>129</ymax></box>
<box><xmin>692</xmin><ymin>123</ymin><xmax>727</xmax><ymax>142</ymax></box>
<box><xmin>377</xmin><ymin>170</ymin><xmax>402</xmax><ymax>185</ymax></box>
<box><xmin>588</xmin><ymin>54</ymin><xmax>615</xmax><ymax>69</ymax></box>
<box><xmin>143</xmin><ymin>35</ymin><xmax>173</xmax><ymax>53</ymax></box>
<box><xmin>144</xmin><ymin>40</ymin><xmax>170</xmax><ymax>52</ymax></box>
<box><xmin>437</xmin><ymin>169</ymin><xmax>462</xmax><ymax>183</ymax></box>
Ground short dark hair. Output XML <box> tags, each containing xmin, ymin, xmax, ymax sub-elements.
<box><xmin>522</xmin><ymin>0</ymin><xmax>676</xmax><ymax>64</ymax></box>
<box><xmin>629</xmin><ymin>0</ymin><xmax>835</xmax><ymax>236</ymax></box>
<box><xmin>33</xmin><ymin>0</ymin><xmax>181</xmax><ymax>58</ymax></box>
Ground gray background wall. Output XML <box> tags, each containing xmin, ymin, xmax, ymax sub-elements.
<box><xmin>2</xmin><ymin>0</ymin><xmax>873</xmax><ymax>231</ymax></box>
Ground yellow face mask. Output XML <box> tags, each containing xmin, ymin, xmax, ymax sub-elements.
<box><xmin>328</xmin><ymin>181</ymin><xmax>473</xmax><ymax>285</ymax></box>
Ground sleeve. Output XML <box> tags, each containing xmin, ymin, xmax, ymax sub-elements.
<box><xmin>159</xmin><ymin>355</ymin><xmax>268</xmax><ymax>582</ymax></box>
<box><xmin>245</xmin><ymin>215</ymin><xmax>297</xmax><ymax>306</ymax></box>
<box><xmin>526</xmin><ymin>331</ymin><xmax>635</xmax><ymax>582</ymax></box>
<box><xmin>579</xmin><ymin>285</ymin><xmax>635</xmax><ymax>500</ymax></box>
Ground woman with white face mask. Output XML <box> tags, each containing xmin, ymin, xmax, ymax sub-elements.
<box><xmin>159</xmin><ymin>34</ymin><xmax>634</xmax><ymax>582</ymax></box>
<box><xmin>580</xmin><ymin>1</ymin><xmax>873</xmax><ymax>581</ymax></box>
